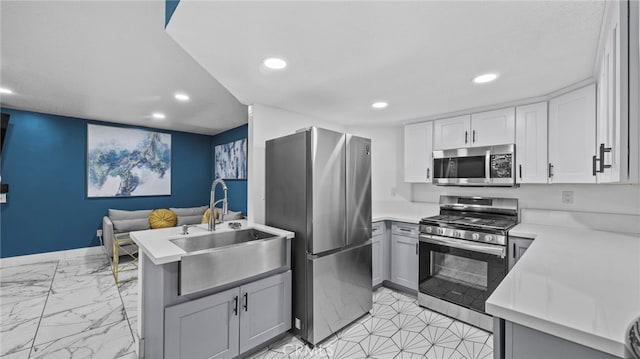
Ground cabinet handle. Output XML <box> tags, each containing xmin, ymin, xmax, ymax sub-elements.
<box><xmin>464</xmin><ymin>131</ymin><xmax>468</xmax><ymax>144</ymax></box>
<box><xmin>415</xmin><ymin>242</ymin><xmax>419</xmax><ymax>255</ymax></box>
<box><xmin>427</xmin><ymin>168</ymin><xmax>430</xmax><ymax>180</ymax></box>
<box><xmin>400</xmin><ymin>228</ymin><xmax>411</xmax><ymax>232</ymax></box>
<box><xmin>233</xmin><ymin>296</ymin><xmax>238</xmax><ymax>316</ymax></box>
<box><xmin>548</xmin><ymin>163</ymin><xmax>554</xmax><ymax>178</ymax></box>
<box><xmin>592</xmin><ymin>155</ymin><xmax>598</xmax><ymax>176</ymax></box>
<box><xmin>512</xmin><ymin>243</ymin><xmax>516</xmax><ymax>259</ymax></box>
<box><xmin>598</xmin><ymin>143</ymin><xmax>612</xmax><ymax>173</ymax></box>
<box><xmin>243</xmin><ymin>293</ymin><xmax>248</xmax><ymax>312</ymax></box>
<box><xmin>519</xmin><ymin>164</ymin><xmax>522</xmax><ymax>179</ymax></box>
<box><xmin>472</xmin><ymin>130</ymin><xmax>476</xmax><ymax>143</ymax></box>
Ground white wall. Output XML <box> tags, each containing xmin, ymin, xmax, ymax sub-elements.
<box><xmin>345</xmin><ymin>125</ymin><xmax>411</xmax><ymax>203</ymax></box>
<box><xmin>248</xmin><ymin>104</ymin><xmax>344</xmax><ymax>224</ymax></box>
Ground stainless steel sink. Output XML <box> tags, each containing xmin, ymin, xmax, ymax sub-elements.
<box><xmin>170</xmin><ymin>228</ymin><xmax>276</xmax><ymax>253</ymax></box>
<box><xmin>172</xmin><ymin>229</ymin><xmax>289</xmax><ymax>296</ymax></box>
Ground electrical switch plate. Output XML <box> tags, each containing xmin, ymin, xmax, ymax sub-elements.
<box><xmin>0</xmin><ymin>193</ymin><xmax>6</xmax><ymax>203</ymax></box>
<box><xmin>96</xmin><ymin>229</ymin><xmax>103</xmax><ymax>237</ymax></box>
<box><xmin>562</xmin><ymin>191</ymin><xmax>574</xmax><ymax>204</ymax></box>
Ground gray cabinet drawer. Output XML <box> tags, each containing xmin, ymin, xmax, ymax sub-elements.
<box><xmin>372</xmin><ymin>222</ymin><xmax>384</xmax><ymax>237</ymax></box>
<box><xmin>391</xmin><ymin>222</ymin><xmax>418</xmax><ymax>237</ymax></box>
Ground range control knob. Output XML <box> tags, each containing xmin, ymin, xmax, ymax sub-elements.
<box><xmin>454</xmin><ymin>231</ymin><xmax>462</xmax><ymax>238</ymax></box>
<box><xmin>426</xmin><ymin>227</ymin><xmax>433</xmax><ymax>233</ymax></box>
<box><xmin>437</xmin><ymin>228</ymin><xmax>444</xmax><ymax>235</ymax></box>
<box><xmin>472</xmin><ymin>233</ymin><xmax>480</xmax><ymax>241</ymax></box>
<box><xmin>484</xmin><ymin>234</ymin><xmax>494</xmax><ymax>242</ymax></box>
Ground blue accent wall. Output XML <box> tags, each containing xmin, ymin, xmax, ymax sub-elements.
<box><xmin>165</xmin><ymin>0</ymin><xmax>180</xmax><ymax>28</ymax></box>
<box><xmin>0</xmin><ymin>109</ymin><xmax>214</xmax><ymax>258</ymax></box>
<box><xmin>212</xmin><ymin>124</ymin><xmax>248</xmax><ymax>215</ymax></box>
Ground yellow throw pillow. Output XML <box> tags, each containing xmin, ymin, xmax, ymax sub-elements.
<box><xmin>201</xmin><ymin>208</ymin><xmax>219</xmax><ymax>224</ymax></box>
<box><xmin>149</xmin><ymin>209</ymin><xmax>177</xmax><ymax>229</ymax></box>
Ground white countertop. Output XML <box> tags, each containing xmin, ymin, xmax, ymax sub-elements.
<box><xmin>130</xmin><ymin>220</ymin><xmax>295</xmax><ymax>265</ymax></box>
<box><xmin>372</xmin><ymin>201</ymin><xmax>438</xmax><ymax>224</ymax></box>
<box><xmin>486</xmin><ymin>223</ymin><xmax>640</xmax><ymax>358</ymax></box>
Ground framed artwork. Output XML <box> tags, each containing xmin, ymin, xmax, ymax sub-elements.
<box><xmin>87</xmin><ymin>124</ymin><xmax>171</xmax><ymax>197</ymax></box>
<box><xmin>215</xmin><ymin>138</ymin><xmax>247</xmax><ymax>180</ymax></box>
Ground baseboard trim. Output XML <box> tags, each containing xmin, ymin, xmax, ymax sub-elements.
<box><xmin>0</xmin><ymin>246</ymin><xmax>105</xmax><ymax>268</ymax></box>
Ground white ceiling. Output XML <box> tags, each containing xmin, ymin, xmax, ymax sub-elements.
<box><xmin>168</xmin><ymin>0</ymin><xmax>605</xmax><ymax>126</ymax></box>
<box><xmin>0</xmin><ymin>0</ymin><xmax>247</xmax><ymax>136</ymax></box>
<box><xmin>1</xmin><ymin>1</ymin><xmax>605</xmax><ymax>134</ymax></box>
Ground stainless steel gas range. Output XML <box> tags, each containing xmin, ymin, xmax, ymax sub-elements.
<box><xmin>418</xmin><ymin>195</ymin><xmax>518</xmax><ymax>332</ymax></box>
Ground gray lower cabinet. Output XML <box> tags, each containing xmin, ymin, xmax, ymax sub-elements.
<box><xmin>165</xmin><ymin>270</ymin><xmax>292</xmax><ymax>359</ymax></box>
<box><xmin>502</xmin><ymin>320</ymin><xmax>618</xmax><ymax>359</ymax></box>
<box><xmin>390</xmin><ymin>222</ymin><xmax>419</xmax><ymax>291</ymax></box>
<box><xmin>508</xmin><ymin>236</ymin><xmax>534</xmax><ymax>271</ymax></box>
<box><xmin>371</xmin><ymin>221</ymin><xmax>385</xmax><ymax>286</ymax></box>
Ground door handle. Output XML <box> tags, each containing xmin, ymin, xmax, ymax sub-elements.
<box><xmin>598</xmin><ymin>143</ymin><xmax>612</xmax><ymax>173</ymax></box>
<box><xmin>548</xmin><ymin>163</ymin><xmax>554</xmax><ymax>178</ymax></box>
<box><xmin>415</xmin><ymin>242</ymin><xmax>419</xmax><ymax>255</ymax></box>
<box><xmin>243</xmin><ymin>293</ymin><xmax>248</xmax><ymax>312</ymax></box>
<box><xmin>472</xmin><ymin>130</ymin><xmax>476</xmax><ymax>143</ymax></box>
<box><xmin>519</xmin><ymin>164</ymin><xmax>522</xmax><ymax>179</ymax></box>
<box><xmin>233</xmin><ymin>296</ymin><xmax>238</xmax><ymax>316</ymax></box>
<box><xmin>464</xmin><ymin>131</ymin><xmax>468</xmax><ymax>144</ymax></box>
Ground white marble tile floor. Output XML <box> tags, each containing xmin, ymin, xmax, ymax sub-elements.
<box><xmin>1</xmin><ymin>254</ymin><xmax>493</xmax><ymax>358</ymax></box>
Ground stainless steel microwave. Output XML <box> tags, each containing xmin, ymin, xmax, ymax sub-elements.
<box><xmin>432</xmin><ymin>144</ymin><xmax>516</xmax><ymax>186</ymax></box>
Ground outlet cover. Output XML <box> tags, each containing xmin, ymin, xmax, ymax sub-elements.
<box><xmin>96</xmin><ymin>229</ymin><xmax>103</xmax><ymax>237</ymax></box>
<box><xmin>562</xmin><ymin>191</ymin><xmax>574</xmax><ymax>204</ymax></box>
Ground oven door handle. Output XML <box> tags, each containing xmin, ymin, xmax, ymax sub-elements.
<box><xmin>419</xmin><ymin>234</ymin><xmax>506</xmax><ymax>258</ymax></box>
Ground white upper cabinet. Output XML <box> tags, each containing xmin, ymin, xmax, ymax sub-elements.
<box><xmin>515</xmin><ymin>102</ymin><xmax>548</xmax><ymax>184</ymax></box>
<box><xmin>433</xmin><ymin>109</ymin><xmax>514</xmax><ymax>150</ymax></box>
<box><xmin>548</xmin><ymin>84</ymin><xmax>597</xmax><ymax>183</ymax></box>
<box><xmin>433</xmin><ymin>115</ymin><xmax>470</xmax><ymax>150</ymax></box>
<box><xmin>470</xmin><ymin>108</ymin><xmax>516</xmax><ymax>147</ymax></box>
<box><xmin>404</xmin><ymin>121</ymin><xmax>433</xmax><ymax>183</ymax></box>
<box><xmin>595</xmin><ymin>0</ymin><xmax>628</xmax><ymax>183</ymax></box>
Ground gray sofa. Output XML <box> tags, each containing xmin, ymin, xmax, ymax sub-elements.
<box><xmin>102</xmin><ymin>206</ymin><xmax>208</xmax><ymax>257</ymax></box>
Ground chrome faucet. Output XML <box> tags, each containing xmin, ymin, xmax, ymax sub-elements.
<box><xmin>209</xmin><ymin>178</ymin><xmax>228</xmax><ymax>231</ymax></box>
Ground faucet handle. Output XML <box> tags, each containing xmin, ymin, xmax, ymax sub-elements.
<box><xmin>182</xmin><ymin>224</ymin><xmax>189</xmax><ymax>235</ymax></box>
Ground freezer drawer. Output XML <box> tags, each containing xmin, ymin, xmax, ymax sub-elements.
<box><xmin>306</xmin><ymin>242</ymin><xmax>372</xmax><ymax>345</ymax></box>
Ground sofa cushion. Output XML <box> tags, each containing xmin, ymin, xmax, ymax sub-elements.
<box><xmin>177</xmin><ymin>215</ymin><xmax>203</xmax><ymax>226</ymax></box>
<box><xmin>170</xmin><ymin>206</ymin><xmax>208</xmax><ymax>226</ymax></box>
<box><xmin>112</xmin><ymin>218</ymin><xmax>150</xmax><ymax>233</ymax></box>
<box><xmin>149</xmin><ymin>209</ymin><xmax>177</xmax><ymax>229</ymax></box>
<box><xmin>109</xmin><ymin>209</ymin><xmax>153</xmax><ymax>221</ymax></box>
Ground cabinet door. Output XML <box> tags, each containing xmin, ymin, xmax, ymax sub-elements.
<box><xmin>433</xmin><ymin>115</ymin><xmax>471</xmax><ymax>150</ymax></box>
<box><xmin>165</xmin><ymin>287</ymin><xmax>240</xmax><ymax>359</ymax></box>
<box><xmin>548</xmin><ymin>84</ymin><xmax>597</xmax><ymax>183</ymax></box>
<box><xmin>597</xmin><ymin>0</ymin><xmax>626</xmax><ymax>183</ymax></box>
<box><xmin>508</xmin><ymin>237</ymin><xmax>534</xmax><ymax>271</ymax></box>
<box><xmin>239</xmin><ymin>271</ymin><xmax>292</xmax><ymax>353</ymax></box>
<box><xmin>371</xmin><ymin>222</ymin><xmax>384</xmax><ymax>286</ymax></box>
<box><xmin>404</xmin><ymin>121</ymin><xmax>434</xmax><ymax>183</ymax></box>
<box><xmin>372</xmin><ymin>236</ymin><xmax>382</xmax><ymax>286</ymax></box>
<box><xmin>391</xmin><ymin>232</ymin><xmax>418</xmax><ymax>291</ymax></box>
<box><xmin>471</xmin><ymin>107</ymin><xmax>516</xmax><ymax>147</ymax></box>
<box><xmin>515</xmin><ymin>102</ymin><xmax>548</xmax><ymax>184</ymax></box>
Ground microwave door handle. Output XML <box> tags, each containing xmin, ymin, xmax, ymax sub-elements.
<box><xmin>485</xmin><ymin>151</ymin><xmax>491</xmax><ymax>183</ymax></box>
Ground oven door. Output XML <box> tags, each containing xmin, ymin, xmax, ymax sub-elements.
<box><xmin>418</xmin><ymin>234</ymin><xmax>507</xmax><ymax>314</ymax></box>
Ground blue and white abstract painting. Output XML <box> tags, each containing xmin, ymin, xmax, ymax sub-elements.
<box><xmin>87</xmin><ymin>124</ymin><xmax>171</xmax><ymax>197</ymax></box>
<box><xmin>215</xmin><ymin>139</ymin><xmax>247</xmax><ymax>180</ymax></box>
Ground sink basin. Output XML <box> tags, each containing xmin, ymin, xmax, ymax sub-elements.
<box><xmin>172</xmin><ymin>228</ymin><xmax>289</xmax><ymax>296</ymax></box>
<box><xmin>171</xmin><ymin>228</ymin><xmax>276</xmax><ymax>253</ymax></box>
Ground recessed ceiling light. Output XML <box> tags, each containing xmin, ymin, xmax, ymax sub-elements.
<box><xmin>174</xmin><ymin>93</ymin><xmax>189</xmax><ymax>101</ymax></box>
<box><xmin>473</xmin><ymin>73</ymin><xmax>499</xmax><ymax>84</ymax></box>
<box><xmin>0</xmin><ymin>87</ymin><xmax>14</xmax><ymax>94</ymax></box>
<box><xmin>152</xmin><ymin>113</ymin><xmax>166</xmax><ymax>120</ymax></box>
<box><xmin>372</xmin><ymin>102</ymin><xmax>388</xmax><ymax>109</ymax></box>
<box><xmin>263</xmin><ymin>57</ymin><xmax>287</xmax><ymax>70</ymax></box>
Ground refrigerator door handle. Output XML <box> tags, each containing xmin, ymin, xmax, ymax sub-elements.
<box><xmin>307</xmin><ymin>240</ymin><xmax>373</xmax><ymax>259</ymax></box>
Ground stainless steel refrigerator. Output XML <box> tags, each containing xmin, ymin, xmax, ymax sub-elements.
<box><xmin>265</xmin><ymin>127</ymin><xmax>372</xmax><ymax>346</ymax></box>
